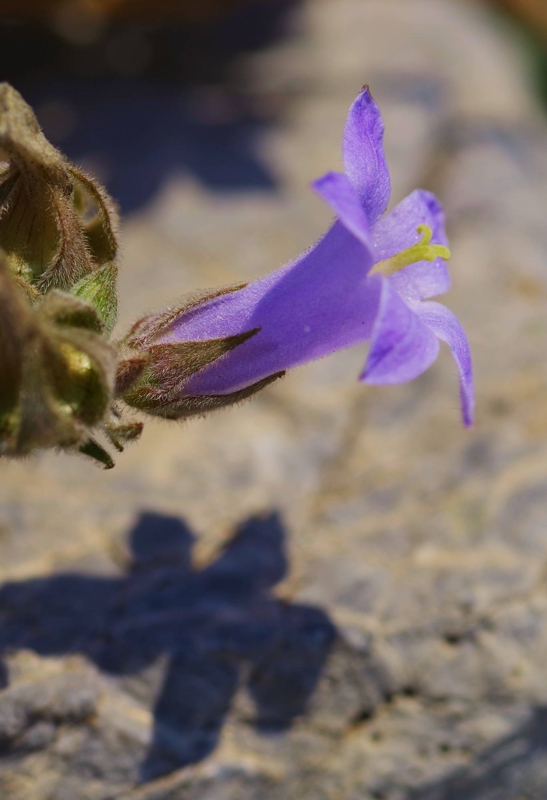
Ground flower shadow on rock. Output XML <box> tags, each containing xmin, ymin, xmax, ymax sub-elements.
<box><xmin>0</xmin><ymin>511</ymin><xmax>336</xmax><ymax>781</ymax></box>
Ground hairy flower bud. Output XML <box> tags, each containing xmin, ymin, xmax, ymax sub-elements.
<box><xmin>0</xmin><ymin>84</ymin><xmax>132</xmax><ymax>465</ymax></box>
<box><xmin>35</xmin><ymin>292</ymin><xmax>118</xmax><ymax>433</ymax></box>
<box><xmin>0</xmin><ymin>255</ymin><xmax>28</xmax><ymax>448</ymax></box>
<box><xmin>0</xmin><ymin>83</ymin><xmax>119</xmax><ymax>307</ymax></box>
<box><xmin>0</xmin><ymin>256</ymin><xmax>119</xmax><ymax>461</ymax></box>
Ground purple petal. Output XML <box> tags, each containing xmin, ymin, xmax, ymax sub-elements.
<box><xmin>371</xmin><ymin>189</ymin><xmax>451</xmax><ymax>301</ymax></box>
<box><xmin>342</xmin><ymin>87</ymin><xmax>391</xmax><ymax>224</ymax></box>
<box><xmin>415</xmin><ymin>301</ymin><xmax>474</xmax><ymax>426</ymax></box>
<box><xmin>362</xmin><ymin>279</ymin><xmax>439</xmax><ymax>385</ymax></box>
<box><xmin>312</xmin><ymin>171</ymin><xmax>372</xmax><ymax>249</ymax></box>
<box><xmin>159</xmin><ymin>222</ymin><xmax>381</xmax><ymax>395</ymax></box>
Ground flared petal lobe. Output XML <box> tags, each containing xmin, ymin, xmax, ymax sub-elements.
<box><xmin>362</xmin><ymin>279</ymin><xmax>440</xmax><ymax>385</ymax></box>
<box><xmin>414</xmin><ymin>301</ymin><xmax>474</xmax><ymax>426</ymax></box>
<box><xmin>312</xmin><ymin>171</ymin><xmax>372</xmax><ymax>250</ymax></box>
<box><xmin>342</xmin><ymin>88</ymin><xmax>391</xmax><ymax>224</ymax></box>
<box><xmin>372</xmin><ymin>189</ymin><xmax>451</xmax><ymax>301</ymax></box>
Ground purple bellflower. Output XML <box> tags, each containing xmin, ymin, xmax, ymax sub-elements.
<box><xmin>125</xmin><ymin>89</ymin><xmax>474</xmax><ymax>426</ymax></box>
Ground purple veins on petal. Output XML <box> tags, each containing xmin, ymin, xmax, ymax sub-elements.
<box><xmin>342</xmin><ymin>87</ymin><xmax>391</xmax><ymax>224</ymax></box>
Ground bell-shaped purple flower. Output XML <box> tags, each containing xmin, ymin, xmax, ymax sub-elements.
<box><xmin>127</xmin><ymin>89</ymin><xmax>474</xmax><ymax>426</ymax></box>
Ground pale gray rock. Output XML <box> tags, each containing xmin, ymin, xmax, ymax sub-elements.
<box><xmin>2</xmin><ymin>1</ymin><xmax>547</xmax><ymax>798</ymax></box>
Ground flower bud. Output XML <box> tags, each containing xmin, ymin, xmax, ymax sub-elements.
<box><xmin>0</xmin><ymin>255</ymin><xmax>28</xmax><ymax>451</ymax></box>
<box><xmin>0</xmin><ymin>83</ymin><xmax>119</xmax><ymax>305</ymax></box>
<box><xmin>0</xmin><ymin>256</ymin><xmax>119</xmax><ymax>460</ymax></box>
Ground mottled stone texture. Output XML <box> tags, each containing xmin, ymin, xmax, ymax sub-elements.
<box><xmin>1</xmin><ymin>0</ymin><xmax>547</xmax><ymax>797</ymax></box>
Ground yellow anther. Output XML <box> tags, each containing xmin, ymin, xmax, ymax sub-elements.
<box><xmin>370</xmin><ymin>225</ymin><xmax>451</xmax><ymax>277</ymax></box>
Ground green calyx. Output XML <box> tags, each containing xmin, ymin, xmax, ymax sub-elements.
<box><xmin>371</xmin><ymin>224</ymin><xmax>451</xmax><ymax>277</ymax></box>
<box><xmin>71</xmin><ymin>263</ymin><xmax>118</xmax><ymax>336</ymax></box>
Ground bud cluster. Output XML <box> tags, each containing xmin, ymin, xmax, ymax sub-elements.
<box><xmin>0</xmin><ymin>84</ymin><xmax>273</xmax><ymax>467</ymax></box>
<box><xmin>0</xmin><ymin>84</ymin><xmax>139</xmax><ymax>467</ymax></box>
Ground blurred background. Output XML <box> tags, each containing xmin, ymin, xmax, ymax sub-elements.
<box><xmin>2</xmin><ymin>1</ymin><xmax>547</xmax><ymax>798</ymax></box>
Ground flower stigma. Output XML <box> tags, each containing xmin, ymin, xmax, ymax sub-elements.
<box><xmin>371</xmin><ymin>225</ymin><xmax>451</xmax><ymax>277</ymax></box>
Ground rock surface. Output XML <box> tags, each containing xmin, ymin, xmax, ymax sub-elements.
<box><xmin>2</xmin><ymin>0</ymin><xmax>547</xmax><ymax>797</ymax></box>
